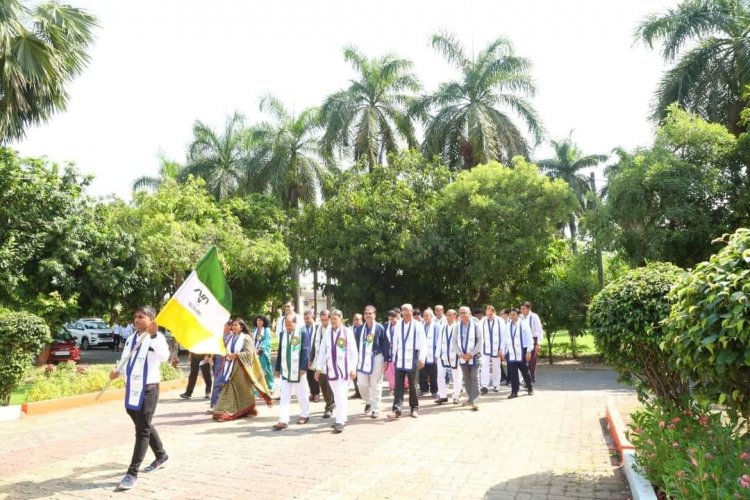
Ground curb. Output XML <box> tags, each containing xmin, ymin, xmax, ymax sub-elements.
<box><xmin>605</xmin><ymin>398</ymin><xmax>656</xmax><ymax>500</ymax></box>
<box><xmin>0</xmin><ymin>404</ymin><xmax>22</xmax><ymax>422</ymax></box>
<box><xmin>21</xmin><ymin>378</ymin><xmax>186</xmax><ymax>417</ymax></box>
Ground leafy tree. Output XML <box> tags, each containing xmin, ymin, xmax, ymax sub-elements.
<box><xmin>246</xmin><ymin>95</ymin><xmax>328</xmax><ymax>305</ymax></box>
<box><xmin>114</xmin><ymin>177</ymin><xmax>290</xmax><ymax>314</ymax></box>
<box><xmin>532</xmin><ymin>240</ymin><xmax>599</xmax><ymax>361</ymax></box>
<box><xmin>636</xmin><ymin>0</ymin><xmax>750</xmax><ymax>134</ymax></box>
<box><xmin>594</xmin><ymin>106</ymin><xmax>737</xmax><ymax>268</ymax></box>
<box><xmin>0</xmin><ymin>0</ymin><xmax>97</xmax><ymax>142</ymax></box>
<box><xmin>538</xmin><ymin>136</ymin><xmax>606</xmax><ymax>247</ymax></box>
<box><xmin>588</xmin><ymin>262</ymin><xmax>689</xmax><ymax>403</ymax></box>
<box><xmin>183</xmin><ymin>112</ymin><xmax>249</xmax><ymax>200</ymax></box>
<box><xmin>663</xmin><ymin>228</ymin><xmax>750</xmax><ymax>421</ymax></box>
<box><xmin>320</xmin><ymin>46</ymin><xmax>420</xmax><ymax>172</ymax></box>
<box><xmin>412</xmin><ymin>32</ymin><xmax>543</xmax><ymax>170</ymax></box>
<box><xmin>435</xmin><ymin>159</ymin><xmax>576</xmax><ymax>306</ymax></box>
<box><xmin>0</xmin><ymin>148</ymin><xmax>138</xmax><ymax>328</ymax></box>
<box><xmin>292</xmin><ymin>151</ymin><xmax>450</xmax><ymax>315</ymax></box>
<box><xmin>132</xmin><ymin>155</ymin><xmax>185</xmax><ymax>193</ymax></box>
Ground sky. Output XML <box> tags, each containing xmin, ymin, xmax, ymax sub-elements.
<box><xmin>14</xmin><ymin>0</ymin><xmax>679</xmax><ymax>200</ymax></box>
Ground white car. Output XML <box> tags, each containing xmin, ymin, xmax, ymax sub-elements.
<box><xmin>66</xmin><ymin>318</ymin><xmax>115</xmax><ymax>350</ymax></box>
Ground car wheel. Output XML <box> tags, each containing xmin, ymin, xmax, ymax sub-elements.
<box><xmin>81</xmin><ymin>338</ymin><xmax>90</xmax><ymax>350</ymax></box>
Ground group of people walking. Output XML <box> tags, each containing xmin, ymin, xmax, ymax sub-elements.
<box><xmin>198</xmin><ymin>300</ymin><xmax>545</xmax><ymax>433</ymax></box>
<box><xmin>111</xmin><ymin>300</ymin><xmax>544</xmax><ymax>491</ymax></box>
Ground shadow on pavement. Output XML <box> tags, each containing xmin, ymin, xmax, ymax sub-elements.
<box><xmin>485</xmin><ymin>470</ymin><xmax>630</xmax><ymax>499</ymax></box>
<box><xmin>0</xmin><ymin>462</ymin><xmax>124</xmax><ymax>499</ymax></box>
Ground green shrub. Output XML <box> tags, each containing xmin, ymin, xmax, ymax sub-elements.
<box><xmin>0</xmin><ymin>311</ymin><xmax>51</xmax><ymax>405</ymax></box>
<box><xmin>629</xmin><ymin>399</ymin><xmax>750</xmax><ymax>499</ymax></box>
<box><xmin>23</xmin><ymin>361</ymin><xmax>184</xmax><ymax>403</ymax></box>
<box><xmin>663</xmin><ymin>228</ymin><xmax>750</xmax><ymax>420</ymax></box>
<box><xmin>587</xmin><ymin>262</ymin><xmax>688</xmax><ymax>402</ymax></box>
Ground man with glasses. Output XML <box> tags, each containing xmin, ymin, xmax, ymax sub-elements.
<box><xmin>356</xmin><ymin>305</ymin><xmax>390</xmax><ymax>418</ymax></box>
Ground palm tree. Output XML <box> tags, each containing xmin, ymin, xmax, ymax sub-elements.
<box><xmin>246</xmin><ymin>94</ymin><xmax>328</xmax><ymax>305</ymax></box>
<box><xmin>132</xmin><ymin>155</ymin><xmax>184</xmax><ymax>193</ymax></box>
<box><xmin>183</xmin><ymin>112</ymin><xmax>248</xmax><ymax>200</ymax></box>
<box><xmin>538</xmin><ymin>136</ymin><xmax>607</xmax><ymax>247</ymax></box>
<box><xmin>636</xmin><ymin>0</ymin><xmax>750</xmax><ymax>135</ymax></box>
<box><xmin>0</xmin><ymin>0</ymin><xmax>97</xmax><ymax>142</ymax></box>
<box><xmin>320</xmin><ymin>46</ymin><xmax>420</xmax><ymax>172</ymax></box>
<box><xmin>411</xmin><ymin>32</ymin><xmax>543</xmax><ymax>170</ymax></box>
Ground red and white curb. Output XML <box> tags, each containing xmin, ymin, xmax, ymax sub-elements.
<box><xmin>606</xmin><ymin>399</ymin><xmax>656</xmax><ymax>500</ymax></box>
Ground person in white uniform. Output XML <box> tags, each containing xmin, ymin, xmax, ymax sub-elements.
<box><xmin>501</xmin><ymin>308</ymin><xmax>534</xmax><ymax>398</ymax></box>
<box><xmin>388</xmin><ymin>304</ymin><xmax>427</xmax><ymax>419</ymax></box>
<box><xmin>315</xmin><ymin>309</ymin><xmax>358</xmax><ymax>433</ymax></box>
<box><xmin>355</xmin><ymin>305</ymin><xmax>391</xmax><ymax>418</ymax></box>
<box><xmin>273</xmin><ymin>314</ymin><xmax>311</xmax><ymax>430</ymax></box>
<box><xmin>453</xmin><ymin>306</ymin><xmax>483</xmax><ymax>411</ymax></box>
<box><xmin>435</xmin><ymin>308</ymin><xmax>463</xmax><ymax>404</ymax></box>
<box><xmin>480</xmin><ymin>305</ymin><xmax>504</xmax><ymax>394</ymax></box>
<box><xmin>110</xmin><ymin>306</ymin><xmax>170</xmax><ymax>491</ymax></box>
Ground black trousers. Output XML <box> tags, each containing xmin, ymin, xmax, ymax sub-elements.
<box><xmin>307</xmin><ymin>368</ymin><xmax>320</xmax><ymax>396</ymax></box>
<box><xmin>126</xmin><ymin>385</ymin><xmax>166</xmax><ymax>476</ymax></box>
<box><xmin>508</xmin><ymin>357</ymin><xmax>533</xmax><ymax>395</ymax></box>
<box><xmin>418</xmin><ymin>363</ymin><xmax>438</xmax><ymax>394</ymax></box>
<box><xmin>393</xmin><ymin>363</ymin><xmax>419</xmax><ymax>413</ymax></box>
<box><xmin>184</xmin><ymin>354</ymin><xmax>212</xmax><ymax>396</ymax></box>
<box><xmin>319</xmin><ymin>373</ymin><xmax>335</xmax><ymax>412</ymax></box>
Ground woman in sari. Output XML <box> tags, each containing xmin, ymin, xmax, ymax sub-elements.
<box><xmin>253</xmin><ymin>315</ymin><xmax>275</xmax><ymax>393</ymax></box>
<box><xmin>213</xmin><ymin>318</ymin><xmax>272</xmax><ymax>421</ymax></box>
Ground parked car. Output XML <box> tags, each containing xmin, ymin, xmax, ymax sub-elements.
<box><xmin>47</xmin><ymin>328</ymin><xmax>82</xmax><ymax>363</ymax></box>
<box><xmin>66</xmin><ymin>318</ymin><xmax>115</xmax><ymax>350</ymax></box>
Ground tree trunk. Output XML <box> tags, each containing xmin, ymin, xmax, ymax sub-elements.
<box><xmin>313</xmin><ymin>268</ymin><xmax>319</xmax><ymax>316</ymax></box>
<box><xmin>326</xmin><ymin>275</ymin><xmax>332</xmax><ymax>310</ymax></box>
<box><xmin>568</xmin><ymin>215</ymin><xmax>578</xmax><ymax>252</ymax></box>
<box><xmin>589</xmin><ymin>173</ymin><xmax>605</xmax><ymax>289</ymax></box>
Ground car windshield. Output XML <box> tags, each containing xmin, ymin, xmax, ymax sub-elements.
<box><xmin>55</xmin><ymin>329</ymin><xmax>74</xmax><ymax>341</ymax></box>
<box><xmin>85</xmin><ymin>321</ymin><xmax>108</xmax><ymax>329</ymax></box>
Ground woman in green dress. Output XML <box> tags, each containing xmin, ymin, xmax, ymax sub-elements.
<box><xmin>213</xmin><ymin>318</ymin><xmax>272</xmax><ymax>421</ymax></box>
<box><xmin>253</xmin><ymin>315</ymin><xmax>275</xmax><ymax>393</ymax></box>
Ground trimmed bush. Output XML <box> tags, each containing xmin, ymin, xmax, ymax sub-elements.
<box><xmin>587</xmin><ymin>262</ymin><xmax>688</xmax><ymax>402</ymax></box>
<box><xmin>663</xmin><ymin>228</ymin><xmax>750</xmax><ymax>420</ymax></box>
<box><xmin>629</xmin><ymin>399</ymin><xmax>750</xmax><ymax>498</ymax></box>
<box><xmin>0</xmin><ymin>311</ymin><xmax>51</xmax><ymax>405</ymax></box>
<box><xmin>23</xmin><ymin>361</ymin><xmax>183</xmax><ymax>403</ymax></box>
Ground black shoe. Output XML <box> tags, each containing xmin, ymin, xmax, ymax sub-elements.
<box><xmin>322</xmin><ymin>411</ymin><xmax>332</xmax><ymax>418</ymax></box>
<box><xmin>364</xmin><ymin>404</ymin><xmax>371</xmax><ymax>414</ymax></box>
<box><xmin>508</xmin><ymin>393</ymin><xmax>518</xmax><ymax>399</ymax></box>
<box><xmin>528</xmin><ymin>388</ymin><xmax>534</xmax><ymax>395</ymax></box>
<box><xmin>434</xmin><ymin>398</ymin><xmax>448</xmax><ymax>404</ymax></box>
<box><xmin>410</xmin><ymin>409</ymin><xmax>419</xmax><ymax>418</ymax></box>
<box><xmin>179</xmin><ymin>393</ymin><xmax>191</xmax><ymax>400</ymax></box>
<box><xmin>480</xmin><ymin>387</ymin><xmax>488</xmax><ymax>395</ymax></box>
<box><xmin>350</xmin><ymin>394</ymin><xmax>361</xmax><ymax>400</ymax></box>
<box><xmin>333</xmin><ymin>423</ymin><xmax>344</xmax><ymax>433</ymax></box>
<box><xmin>492</xmin><ymin>387</ymin><xmax>499</xmax><ymax>393</ymax></box>
<box><xmin>204</xmin><ymin>393</ymin><xmax>210</xmax><ymax>399</ymax></box>
<box><xmin>143</xmin><ymin>455</ymin><xmax>169</xmax><ymax>473</ymax></box>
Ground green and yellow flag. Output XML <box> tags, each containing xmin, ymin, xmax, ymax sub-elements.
<box><xmin>155</xmin><ymin>246</ymin><xmax>232</xmax><ymax>354</ymax></box>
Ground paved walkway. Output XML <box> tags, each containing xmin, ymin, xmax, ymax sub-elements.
<box><xmin>0</xmin><ymin>365</ymin><xmax>635</xmax><ymax>499</ymax></box>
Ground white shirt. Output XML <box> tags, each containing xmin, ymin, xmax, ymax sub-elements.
<box><xmin>522</xmin><ymin>312</ymin><xmax>544</xmax><ymax>344</ymax></box>
<box><xmin>118</xmin><ymin>332</ymin><xmax>170</xmax><ymax>384</ymax></box>
<box><xmin>500</xmin><ymin>320</ymin><xmax>533</xmax><ymax>362</ymax></box>
<box><xmin>391</xmin><ymin>319</ymin><xmax>428</xmax><ymax>366</ymax></box>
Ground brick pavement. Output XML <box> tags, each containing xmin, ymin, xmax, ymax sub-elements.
<box><xmin>0</xmin><ymin>365</ymin><xmax>635</xmax><ymax>499</ymax></box>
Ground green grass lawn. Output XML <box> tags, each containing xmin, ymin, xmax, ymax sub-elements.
<box><xmin>541</xmin><ymin>331</ymin><xmax>599</xmax><ymax>358</ymax></box>
<box><xmin>9</xmin><ymin>383</ymin><xmax>31</xmax><ymax>405</ymax></box>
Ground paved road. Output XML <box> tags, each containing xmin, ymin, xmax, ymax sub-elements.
<box><xmin>0</xmin><ymin>365</ymin><xmax>635</xmax><ymax>499</ymax></box>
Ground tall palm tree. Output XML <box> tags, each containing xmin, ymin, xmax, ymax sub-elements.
<box><xmin>412</xmin><ymin>32</ymin><xmax>543</xmax><ymax>170</ymax></box>
<box><xmin>0</xmin><ymin>0</ymin><xmax>97</xmax><ymax>142</ymax></box>
<box><xmin>538</xmin><ymin>136</ymin><xmax>607</xmax><ymax>247</ymax></box>
<box><xmin>320</xmin><ymin>46</ymin><xmax>420</xmax><ymax>172</ymax></box>
<box><xmin>246</xmin><ymin>94</ymin><xmax>328</xmax><ymax>305</ymax></box>
<box><xmin>636</xmin><ymin>0</ymin><xmax>750</xmax><ymax>135</ymax></box>
<box><xmin>132</xmin><ymin>155</ymin><xmax>184</xmax><ymax>193</ymax></box>
<box><xmin>183</xmin><ymin>112</ymin><xmax>248</xmax><ymax>200</ymax></box>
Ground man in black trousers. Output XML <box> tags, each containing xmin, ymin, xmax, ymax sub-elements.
<box><xmin>180</xmin><ymin>351</ymin><xmax>212</xmax><ymax>399</ymax></box>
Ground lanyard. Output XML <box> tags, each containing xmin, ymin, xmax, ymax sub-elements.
<box><xmin>461</xmin><ymin>322</ymin><xmax>470</xmax><ymax>352</ymax></box>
